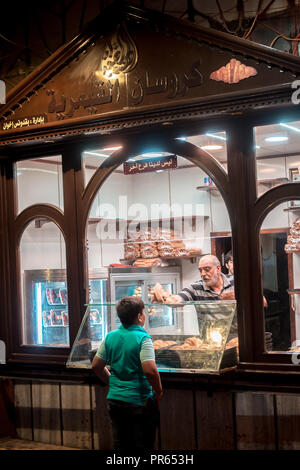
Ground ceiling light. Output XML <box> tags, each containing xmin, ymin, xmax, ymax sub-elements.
<box><xmin>201</xmin><ymin>145</ymin><xmax>223</xmax><ymax>150</ymax></box>
<box><xmin>84</xmin><ymin>152</ymin><xmax>109</xmax><ymax>157</ymax></box>
<box><xmin>205</xmin><ymin>133</ymin><xmax>226</xmax><ymax>141</ymax></box>
<box><xmin>279</xmin><ymin>123</ymin><xmax>300</xmax><ymax>132</ymax></box>
<box><xmin>176</xmin><ymin>137</ymin><xmax>186</xmax><ymax>141</ymax></box>
<box><xmin>265</xmin><ymin>136</ymin><xmax>288</xmax><ymax>142</ymax></box>
<box><xmin>101</xmin><ymin>146</ymin><xmax>122</xmax><ymax>151</ymax></box>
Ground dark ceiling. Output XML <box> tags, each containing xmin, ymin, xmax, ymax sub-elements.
<box><xmin>1</xmin><ymin>0</ymin><xmax>300</xmax><ymax>92</ymax></box>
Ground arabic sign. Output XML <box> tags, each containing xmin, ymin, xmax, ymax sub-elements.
<box><xmin>0</xmin><ymin>19</ymin><xmax>279</xmax><ymax>136</ymax></box>
<box><xmin>2</xmin><ymin>114</ymin><xmax>47</xmax><ymax>131</ymax></box>
<box><xmin>129</xmin><ymin>60</ymin><xmax>203</xmax><ymax>106</ymax></box>
<box><xmin>45</xmin><ymin>61</ymin><xmax>202</xmax><ymax>120</ymax></box>
<box><xmin>123</xmin><ymin>155</ymin><xmax>177</xmax><ymax>175</ymax></box>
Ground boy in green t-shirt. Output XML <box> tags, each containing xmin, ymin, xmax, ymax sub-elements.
<box><xmin>92</xmin><ymin>296</ymin><xmax>163</xmax><ymax>451</ymax></box>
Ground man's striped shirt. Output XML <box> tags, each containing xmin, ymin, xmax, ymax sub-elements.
<box><xmin>178</xmin><ymin>273</ymin><xmax>234</xmax><ymax>301</ymax></box>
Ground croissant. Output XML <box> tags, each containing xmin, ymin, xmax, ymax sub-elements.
<box><xmin>210</xmin><ymin>58</ymin><xmax>257</xmax><ymax>84</ymax></box>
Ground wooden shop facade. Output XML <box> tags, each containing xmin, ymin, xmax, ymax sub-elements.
<box><xmin>1</xmin><ymin>2</ymin><xmax>300</xmax><ymax>450</ymax></box>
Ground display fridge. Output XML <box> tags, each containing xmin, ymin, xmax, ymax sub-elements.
<box><xmin>108</xmin><ymin>266</ymin><xmax>181</xmax><ymax>332</ymax></box>
<box><xmin>23</xmin><ymin>268</ymin><xmax>109</xmax><ymax>347</ymax></box>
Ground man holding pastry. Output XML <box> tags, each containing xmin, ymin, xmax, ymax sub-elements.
<box><xmin>151</xmin><ymin>254</ymin><xmax>235</xmax><ymax>304</ymax></box>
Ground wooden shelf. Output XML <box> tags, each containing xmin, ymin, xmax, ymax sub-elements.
<box><xmin>258</xmin><ymin>177</ymin><xmax>289</xmax><ymax>186</ymax></box>
<box><xmin>196</xmin><ymin>185</ymin><xmax>219</xmax><ymax>191</ymax></box>
<box><xmin>284</xmin><ymin>206</ymin><xmax>300</xmax><ymax>212</ymax></box>
<box><xmin>121</xmin><ymin>253</ymin><xmax>204</xmax><ymax>264</ymax></box>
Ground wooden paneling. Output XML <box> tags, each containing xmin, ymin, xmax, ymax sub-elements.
<box><xmin>91</xmin><ymin>384</ymin><xmax>113</xmax><ymax>450</ymax></box>
<box><xmin>32</xmin><ymin>382</ymin><xmax>61</xmax><ymax>445</ymax></box>
<box><xmin>14</xmin><ymin>380</ymin><xmax>32</xmax><ymax>440</ymax></box>
<box><xmin>61</xmin><ymin>384</ymin><xmax>92</xmax><ymax>449</ymax></box>
<box><xmin>0</xmin><ymin>379</ymin><xmax>16</xmax><ymax>438</ymax></box>
<box><xmin>276</xmin><ymin>394</ymin><xmax>300</xmax><ymax>450</ymax></box>
<box><xmin>195</xmin><ymin>390</ymin><xmax>234</xmax><ymax>450</ymax></box>
<box><xmin>159</xmin><ymin>388</ymin><xmax>196</xmax><ymax>450</ymax></box>
<box><xmin>235</xmin><ymin>392</ymin><xmax>276</xmax><ymax>450</ymax></box>
<box><xmin>10</xmin><ymin>379</ymin><xmax>300</xmax><ymax>451</ymax></box>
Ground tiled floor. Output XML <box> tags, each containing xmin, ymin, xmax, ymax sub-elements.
<box><xmin>0</xmin><ymin>438</ymin><xmax>80</xmax><ymax>450</ymax></box>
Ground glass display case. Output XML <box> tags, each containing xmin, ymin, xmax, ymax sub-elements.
<box><xmin>66</xmin><ymin>301</ymin><xmax>237</xmax><ymax>374</ymax></box>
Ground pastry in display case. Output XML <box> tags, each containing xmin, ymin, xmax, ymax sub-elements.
<box><xmin>66</xmin><ymin>300</ymin><xmax>237</xmax><ymax>373</ymax></box>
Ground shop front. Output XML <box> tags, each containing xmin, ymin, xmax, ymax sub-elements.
<box><xmin>1</xmin><ymin>2</ymin><xmax>300</xmax><ymax>450</ymax></box>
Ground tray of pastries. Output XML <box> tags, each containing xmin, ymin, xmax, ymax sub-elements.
<box><xmin>152</xmin><ymin>335</ymin><xmax>237</xmax><ymax>371</ymax></box>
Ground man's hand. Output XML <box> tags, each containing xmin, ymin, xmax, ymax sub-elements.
<box><xmin>220</xmin><ymin>290</ymin><xmax>235</xmax><ymax>300</ymax></box>
<box><xmin>150</xmin><ymin>284</ymin><xmax>182</xmax><ymax>304</ymax></box>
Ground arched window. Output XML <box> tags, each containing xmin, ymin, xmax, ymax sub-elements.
<box><xmin>260</xmin><ymin>200</ymin><xmax>300</xmax><ymax>353</ymax></box>
<box><xmin>84</xmin><ymin>138</ymin><xmax>234</xmax><ymax>337</ymax></box>
<box><xmin>20</xmin><ymin>218</ymin><xmax>69</xmax><ymax>347</ymax></box>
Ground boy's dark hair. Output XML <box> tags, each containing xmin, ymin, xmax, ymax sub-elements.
<box><xmin>224</xmin><ymin>250</ymin><xmax>233</xmax><ymax>265</ymax></box>
<box><xmin>116</xmin><ymin>296</ymin><xmax>145</xmax><ymax>327</ymax></box>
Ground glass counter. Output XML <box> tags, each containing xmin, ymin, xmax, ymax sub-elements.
<box><xmin>66</xmin><ymin>301</ymin><xmax>237</xmax><ymax>374</ymax></box>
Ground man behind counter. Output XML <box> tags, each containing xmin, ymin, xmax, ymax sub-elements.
<box><xmin>151</xmin><ymin>254</ymin><xmax>235</xmax><ymax>304</ymax></box>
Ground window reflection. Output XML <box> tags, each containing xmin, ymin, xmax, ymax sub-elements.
<box><xmin>255</xmin><ymin>120</ymin><xmax>300</xmax><ymax>197</ymax></box>
<box><xmin>15</xmin><ymin>156</ymin><xmax>63</xmax><ymax>214</ymax></box>
<box><xmin>260</xmin><ymin>201</ymin><xmax>300</xmax><ymax>353</ymax></box>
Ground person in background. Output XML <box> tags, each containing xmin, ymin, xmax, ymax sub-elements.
<box><xmin>151</xmin><ymin>254</ymin><xmax>235</xmax><ymax>303</ymax></box>
<box><xmin>92</xmin><ymin>296</ymin><xmax>162</xmax><ymax>452</ymax></box>
<box><xmin>224</xmin><ymin>250</ymin><xmax>234</xmax><ymax>281</ymax></box>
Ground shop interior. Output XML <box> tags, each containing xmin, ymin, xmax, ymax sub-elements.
<box><xmin>16</xmin><ymin>120</ymin><xmax>300</xmax><ymax>355</ymax></box>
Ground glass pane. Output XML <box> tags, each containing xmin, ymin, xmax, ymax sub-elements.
<box><xmin>260</xmin><ymin>200</ymin><xmax>300</xmax><ymax>353</ymax></box>
<box><xmin>183</xmin><ymin>131</ymin><xmax>228</xmax><ymax>173</ymax></box>
<box><xmin>20</xmin><ymin>219</ymin><xmax>69</xmax><ymax>347</ymax></box>
<box><xmin>15</xmin><ymin>156</ymin><xmax>63</xmax><ymax>214</ymax></box>
<box><xmin>82</xmin><ymin>144</ymin><xmax>122</xmax><ymax>187</ymax></box>
<box><xmin>255</xmin><ymin>120</ymin><xmax>300</xmax><ymax>197</ymax></box>
<box><xmin>85</xmin><ymin>146</ymin><xmax>234</xmax><ymax>344</ymax></box>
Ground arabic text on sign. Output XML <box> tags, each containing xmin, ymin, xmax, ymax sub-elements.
<box><xmin>123</xmin><ymin>155</ymin><xmax>177</xmax><ymax>175</ymax></box>
<box><xmin>2</xmin><ymin>115</ymin><xmax>47</xmax><ymax>131</ymax></box>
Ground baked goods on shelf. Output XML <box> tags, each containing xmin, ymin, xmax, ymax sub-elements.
<box><xmin>284</xmin><ymin>218</ymin><xmax>300</xmax><ymax>253</ymax></box>
<box><xmin>124</xmin><ymin>242</ymin><xmax>140</xmax><ymax>259</ymax></box>
<box><xmin>140</xmin><ymin>241</ymin><xmax>159</xmax><ymax>258</ymax></box>
<box><xmin>133</xmin><ymin>258</ymin><xmax>162</xmax><ymax>267</ymax></box>
<box><xmin>124</xmin><ymin>225</ymin><xmax>202</xmax><ymax>260</ymax></box>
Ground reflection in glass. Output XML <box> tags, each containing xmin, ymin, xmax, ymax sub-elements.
<box><xmin>255</xmin><ymin>120</ymin><xmax>300</xmax><ymax>197</ymax></box>
<box><xmin>15</xmin><ymin>156</ymin><xmax>63</xmax><ymax>214</ymax></box>
<box><xmin>260</xmin><ymin>201</ymin><xmax>300</xmax><ymax>352</ymax></box>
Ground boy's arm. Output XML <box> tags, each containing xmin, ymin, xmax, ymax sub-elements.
<box><xmin>141</xmin><ymin>360</ymin><xmax>163</xmax><ymax>408</ymax></box>
<box><xmin>91</xmin><ymin>355</ymin><xmax>110</xmax><ymax>385</ymax></box>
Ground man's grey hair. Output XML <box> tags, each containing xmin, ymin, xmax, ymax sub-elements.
<box><xmin>199</xmin><ymin>254</ymin><xmax>221</xmax><ymax>267</ymax></box>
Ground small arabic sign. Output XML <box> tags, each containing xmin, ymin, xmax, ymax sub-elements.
<box><xmin>123</xmin><ymin>155</ymin><xmax>177</xmax><ymax>175</ymax></box>
<box><xmin>2</xmin><ymin>114</ymin><xmax>48</xmax><ymax>131</ymax></box>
